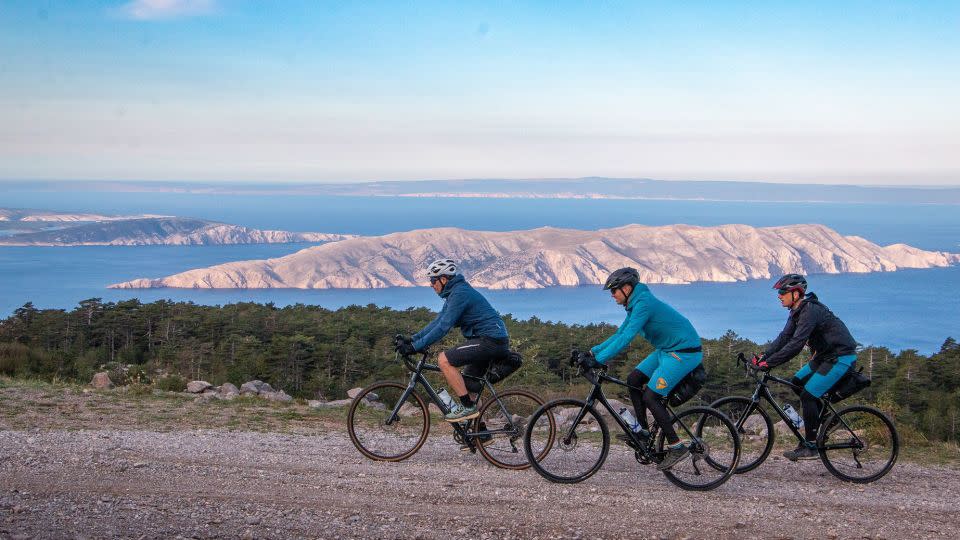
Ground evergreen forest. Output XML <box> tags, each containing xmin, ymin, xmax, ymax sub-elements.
<box><xmin>1</xmin><ymin>299</ymin><xmax>958</xmax><ymax>445</ymax></box>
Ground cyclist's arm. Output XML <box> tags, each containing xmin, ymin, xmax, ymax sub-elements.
<box><xmin>763</xmin><ymin>321</ymin><xmax>794</xmax><ymax>358</ymax></box>
<box><xmin>412</xmin><ymin>291</ymin><xmax>468</xmax><ymax>351</ymax></box>
<box><xmin>591</xmin><ymin>303</ymin><xmax>650</xmax><ymax>364</ymax></box>
<box><xmin>764</xmin><ymin>307</ymin><xmax>819</xmax><ymax>368</ymax></box>
<box><xmin>412</xmin><ymin>315</ymin><xmax>440</xmax><ymax>344</ymax></box>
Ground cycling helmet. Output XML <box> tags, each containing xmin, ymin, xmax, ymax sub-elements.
<box><xmin>426</xmin><ymin>258</ymin><xmax>458</xmax><ymax>278</ymax></box>
<box><xmin>603</xmin><ymin>267</ymin><xmax>640</xmax><ymax>290</ymax></box>
<box><xmin>773</xmin><ymin>273</ymin><xmax>807</xmax><ymax>294</ymax></box>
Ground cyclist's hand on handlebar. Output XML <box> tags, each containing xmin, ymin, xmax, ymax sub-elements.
<box><xmin>751</xmin><ymin>353</ymin><xmax>770</xmax><ymax>372</ymax></box>
<box><xmin>578</xmin><ymin>351</ymin><xmax>601</xmax><ymax>370</ymax></box>
<box><xmin>569</xmin><ymin>348</ymin><xmax>581</xmax><ymax>367</ymax></box>
<box><xmin>395</xmin><ymin>341</ymin><xmax>417</xmax><ymax>356</ymax></box>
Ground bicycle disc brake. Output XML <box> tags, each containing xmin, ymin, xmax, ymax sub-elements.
<box><xmin>689</xmin><ymin>439</ymin><xmax>709</xmax><ymax>476</ymax></box>
<box><xmin>559</xmin><ymin>430</ymin><xmax>579</xmax><ymax>451</ymax></box>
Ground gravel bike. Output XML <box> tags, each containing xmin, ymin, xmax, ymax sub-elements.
<box><xmin>347</xmin><ymin>344</ymin><xmax>556</xmax><ymax>470</ymax></box>
<box><xmin>709</xmin><ymin>353</ymin><xmax>898</xmax><ymax>483</ymax></box>
<box><xmin>523</xmin><ymin>351</ymin><xmax>741</xmax><ymax>491</ymax></box>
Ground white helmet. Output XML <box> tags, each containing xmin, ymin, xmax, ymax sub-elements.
<box><xmin>426</xmin><ymin>258</ymin><xmax>458</xmax><ymax>278</ymax></box>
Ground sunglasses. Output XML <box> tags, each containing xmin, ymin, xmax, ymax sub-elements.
<box><xmin>430</xmin><ymin>276</ymin><xmax>443</xmax><ymax>284</ymax></box>
<box><xmin>777</xmin><ymin>288</ymin><xmax>793</xmax><ymax>295</ymax></box>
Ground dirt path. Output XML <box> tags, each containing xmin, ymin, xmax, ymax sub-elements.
<box><xmin>1</xmin><ymin>426</ymin><xmax>958</xmax><ymax>540</ymax></box>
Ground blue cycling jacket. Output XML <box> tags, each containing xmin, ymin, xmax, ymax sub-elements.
<box><xmin>590</xmin><ymin>283</ymin><xmax>701</xmax><ymax>364</ymax></box>
<box><xmin>412</xmin><ymin>274</ymin><xmax>508</xmax><ymax>351</ymax></box>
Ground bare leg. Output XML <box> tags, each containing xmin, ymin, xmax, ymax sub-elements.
<box><xmin>438</xmin><ymin>352</ymin><xmax>468</xmax><ymax>396</ymax></box>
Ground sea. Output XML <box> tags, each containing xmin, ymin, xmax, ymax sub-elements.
<box><xmin>1</xmin><ymin>188</ymin><xmax>957</xmax><ymax>354</ymax></box>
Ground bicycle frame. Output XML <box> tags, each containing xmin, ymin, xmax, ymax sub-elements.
<box><xmin>386</xmin><ymin>352</ymin><xmax>522</xmax><ymax>444</ymax></box>
<box><xmin>739</xmin><ymin>366</ymin><xmax>865</xmax><ymax>453</ymax></box>
<box><xmin>568</xmin><ymin>366</ymin><xmax>695</xmax><ymax>459</ymax></box>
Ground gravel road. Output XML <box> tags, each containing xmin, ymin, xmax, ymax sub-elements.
<box><xmin>1</xmin><ymin>426</ymin><xmax>958</xmax><ymax>540</ymax></box>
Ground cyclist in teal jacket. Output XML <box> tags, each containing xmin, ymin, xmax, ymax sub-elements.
<box><xmin>588</xmin><ymin>267</ymin><xmax>703</xmax><ymax>471</ymax></box>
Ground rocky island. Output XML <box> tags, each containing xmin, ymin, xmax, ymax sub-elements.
<box><xmin>110</xmin><ymin>223</ymin><xmax>960</xmax><ymax>290</ymax></box>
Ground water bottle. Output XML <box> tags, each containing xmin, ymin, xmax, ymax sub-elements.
<box><xmin>783</xmin><ymin>403</ymin><xmax>804</xmax><ymax>428</ymax></box>
<box><xmin>437</xmin><ymin>388</ymin><xmax>455</xmax><ymax>410</ymax></box>
<box><xmin>618</xmin><ymin>407</ymin><xmax>640</xmax><ymax>431</ymax></box>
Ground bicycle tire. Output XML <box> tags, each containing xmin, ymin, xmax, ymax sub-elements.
<box><xmin>708</xmin><ymin>396</ymin><xmax>774</xmax><ymax>473</ymax></box>
<box><xmin>657</xmin><ymin>406</ymin><xmax>740</xmax><ymax>491</ymax></box>
<box><xmin>474</xmin><ymin>389</ymin><xmax>556</xmax><ymax>470</ymax></box>
<box><xmin>524</xmin><ymin>399</ymin><xmax>609</xmax><ymax>484</ymax></box>
<box><xmin>818</xmin><ymin>404</ymin><xmax>899</xmax><ymax>484</ymax></box>
<box><xmin>347</xmin><ymin>381</ymin><xmax>430</xmax><ymax>462</ymax></box>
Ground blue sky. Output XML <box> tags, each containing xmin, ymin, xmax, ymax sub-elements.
<box><xmin>1</xmin><ymin>0</ymin><xmax>958</xmax><ymax>184</ymax></box>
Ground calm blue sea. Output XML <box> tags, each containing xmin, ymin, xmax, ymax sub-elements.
<box><xmin>0</xmin><ymin>189</ymin><xmax>957</xmax><ymax>353</ymax></box>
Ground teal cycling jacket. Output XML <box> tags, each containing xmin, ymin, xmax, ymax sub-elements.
<box><xmin>590</xmin><ymin>283</ymin><xmax>701</xmax><ymax>364</ymax></box>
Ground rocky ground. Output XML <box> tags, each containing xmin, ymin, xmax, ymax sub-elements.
<box><xmin>1</xmin><ymin>381</ymin><xmax>959</xmax><ymax>539</ymax></box>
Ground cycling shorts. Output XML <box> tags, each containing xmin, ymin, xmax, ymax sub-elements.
<box><xmin>444</xmin><ymin>336</ymin><xmax>509</xmax><ymax>369</ymax></box>
<box><xmin>793</xmin><ymin>354</ymin><xmax>856</xmax><ymax>398</ymax></box>
<box><xmin>636</xmin><ymin>348</ymin><xmax>704</xmax><ymax>397</ymax></box>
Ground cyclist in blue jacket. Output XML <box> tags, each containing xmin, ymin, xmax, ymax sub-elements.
<box><xmin>752</xmin><ymin>273</ymin><xmax>858</xmax><ymax>461</ymax></box>
<box><xmin>395</xmin><ymin>259</ymin><xmax>510</xmax><ymax>422</ymax></box>
<box><xmin>587</xmin><ymin>267</ymin><xmax>703</xmax><ymax>471</ymax></box>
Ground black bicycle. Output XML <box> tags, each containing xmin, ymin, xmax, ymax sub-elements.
<box><xmin>523</xmin><ymin>351</ymin><xmax>741</xmax><ymax>491</ymax></box>
<box><xmin>709</xmin><ymin>353</ymin><xmax>898</xmax><ymax>483</ymax></box>
<box><xmin>347</xmin><ymin>343</ymin><xmax>556</xmax><ymax>470</ymax></box>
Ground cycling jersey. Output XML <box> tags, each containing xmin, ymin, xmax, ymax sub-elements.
<box><xmin>411</xmin><ymin>274</ymin><xmax>508</xmax><ymax>352</ymax></box>
<box><xmin>590</xmin><ymin>283</ymin><xmax>701</xmax><ymax>364</ymax></box>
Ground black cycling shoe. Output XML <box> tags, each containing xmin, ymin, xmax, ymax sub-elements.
<box><xmin>783</xmin><ymin>442</ymin><xmax>819</xmax><ymax>461</ymax></box>
<box><xmin>615</xmin><ymin>428</ymin><xmax>651</xmax><ymax>449</ymax></box>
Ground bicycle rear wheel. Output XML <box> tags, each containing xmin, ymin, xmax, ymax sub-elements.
<box><xmin>818</xmin><ymin>405</ymin><xmax>899</xmax><ymax>483</ymax></box>
<box><xmin>659</xmin><ymin>406</ymin><xmax>740</xmax><ymax>491</ymax></box>
<box><xmin>474</xmin><ymin>389</ymin><xmax>555</xmax><ymax>470</ymax></box>
<box><xmin>708</xmin><ymin>396</ymin><xmax>774</xmax><ymax>473</ymax></box>
<box><xmin>347</xmin><ymin>381</ymin><xmax>429</xmax><ymax>462</ymax></box>
<box><xmin>524</xmin><ymin>399</ymin><xmax>609</xmax><ymax>484</ymax></box>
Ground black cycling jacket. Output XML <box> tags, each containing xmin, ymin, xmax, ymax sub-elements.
<box><xmin>763</xmin><ymin>293</ymin><xmax>857</xmax><ymax>368</ymax></box>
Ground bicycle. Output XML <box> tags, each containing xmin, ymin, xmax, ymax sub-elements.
<box><xmin>347</xmin><ymin>342</ymin><xmax>557</xmax><ymax>470</ymax></box>
<box><xmin>709</xmin><ymin>353</ymin><xmax>898</xmax><ymax>483</ymax></box>
<box><xmin>523</xmin><ymin>351</ymin><xmax>741</xmax><ymax>491</ymax></box>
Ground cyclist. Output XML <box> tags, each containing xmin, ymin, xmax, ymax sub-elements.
<box><xmin>585</xmin><ymin>267</ymin><xmax>703</xmax><ymax>471</ymax></box>
<box><xmin>395</xmin><ymin>258</ymin><xmax>510</xmax><ymax>422</ymax></box>
<box><xmin>752</xmin><ymin>273</ymin><xmax>858</xmax><ymax>461</ymax></box>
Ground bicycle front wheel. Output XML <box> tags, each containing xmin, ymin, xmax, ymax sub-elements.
<box><xmin>708</xmin><ymin>396</ymin><xmax>774</xmax><ymax>473</ymax></box>
<box><xmin>347</xmin><ymin>381</ymin><xmax>429</xmax><ymax>462</ymax></box>
<box><xmin>524</xmin><ymin>399</ymin><xmax>609</xmax><ymax>484</ymax></box>
<box><xmin>659</xmin><ymin>406</ymin><xmax>740</xmax><ymax>491</ymax></box>
<box><xmin>818</xmin><ymin>405</ymin><xmax>899</xmax><ymax>483</ymax></box>
<box><xmin>475</xmin><ymin>389</ymin><xmax>555</xmax><ymax>470</ymax></box>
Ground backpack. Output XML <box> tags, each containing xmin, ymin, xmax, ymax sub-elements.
<box><xmin>668</xmin><ymin>364</ymin><xmax>707</xmax><ymax>407</ymax></box>
<box><xmin>827</xmin><ymin>365</ymin><xmax>871</xmax><ymax>403</ymax></box>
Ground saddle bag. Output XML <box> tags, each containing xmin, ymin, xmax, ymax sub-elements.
<box><xmin>487</xmin><ymin>350</ymin><xmax>523</xmax><ymax>385</ymax></box>
<box><xmin>668</xmin><ymin>364</ymin><xmax>707</xmax><ymax>407</ymax></box>
<box><xmin>827</xmin><ymin>365</ymin><xmax>871</xmax><ymax>403</ymax></box>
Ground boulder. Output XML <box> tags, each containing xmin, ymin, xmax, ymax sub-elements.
<box><xmin>309</xmin><ymin>399</ymin><xmax>352</xmax><ymax>409</ymax></box>
<box><xmin>90</xmin><ymin>372</ymin><xmax>113</xmax><ymax>389</ymax></box>
<box><xmin>219</xmin><ymin>382</ymin><xmax>240</xmax><ymax>397</ymax></box>
<box><xmin>240</xmin><ymin>380</ymin><xmax>264</xmax><ymax>395</ymax></box>
<box><xmin>347</xmin><ymin>387</ymin><xmax>364</xmax><ymax>399</ymax></box>
<box><xmin>186</xmin><ymin>380</ymin><xmax>213</xmax><ymax>393</ymax></box>
<box><xmin>262</xmin><ymin>390</ymin><xmax>293</xmax><ymax>402</ymax></box>
<box><xmin>398</xmin><ymin>402</ymin><xmax>422</xmax><ymax>417</ymax></box>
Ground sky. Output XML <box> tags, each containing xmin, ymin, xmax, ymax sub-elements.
<box><xmin>0</xmin><ymin>0</ymin><xmax>958</xmax><ymax>185</ymax></box>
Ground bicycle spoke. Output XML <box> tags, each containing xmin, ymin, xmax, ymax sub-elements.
<box><xmin>347</xmin><ymin>382</ymin><xmax>429</xmax><ymax>462</ymax></box>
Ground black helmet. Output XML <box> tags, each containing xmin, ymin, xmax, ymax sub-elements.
<box><xmin>773</xmin><ymin>273</ymin><xmax>807</xmax><ymax>294</ymax></box>
<box><xmin>603</xmin><ymin>267</ymin><xmax>640</xmax><ymax>290</ymax></box>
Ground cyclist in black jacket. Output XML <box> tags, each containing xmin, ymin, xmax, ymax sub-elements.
<box><xmin>752</xmin><ymin>274</ymin><xmax>858</xmax><ymax>461</ymax></box>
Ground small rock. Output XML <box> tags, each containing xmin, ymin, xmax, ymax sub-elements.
<box><xmin>90</xmin><ymin>372</ymin><xmax>114</xmax><ymax>389</ymax></box>
<box><xmin>261</xmin><ymin>390</ymin><xmax>293</xmax><ymax>402</ymax></box>
<box><xmin>244</xmin><ymin>516</ymin><xmax>261</xmax><ymax>525</ymax></box>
